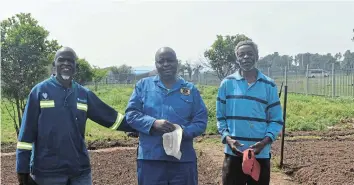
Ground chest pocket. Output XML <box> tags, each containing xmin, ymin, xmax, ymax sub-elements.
<box><xmin>76</xmin><ymin>103</ymin><xmax>88</xmax><ymax>124</ymax></box>
<box><xmin>170</xmin><ymin>94</ymin><xmax>194</xmax><ymax>122</ymax></box>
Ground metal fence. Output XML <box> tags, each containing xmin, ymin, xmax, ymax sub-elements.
<box><xmin>88</xmin><ymin>65</ymin><xmax>354</xmax><ymax>98</ymax></box>
<box><xmin>264</xmin><ymin>66</ymin><xmax>354</xmax><ymax>98</ymax></box>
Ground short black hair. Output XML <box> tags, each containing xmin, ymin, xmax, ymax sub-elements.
<box><xmin>235</xmin><ymin>40</ymin><xmax>259</xmax><ymax>60</ymax></box>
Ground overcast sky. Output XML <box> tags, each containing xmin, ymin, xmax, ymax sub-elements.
<box><xmin>1</xmin><ymin>0</ymin><xmax>354</xmax><ymax>68</ymax></box>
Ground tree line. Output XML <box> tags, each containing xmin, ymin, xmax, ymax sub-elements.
<box><xmin>203</xmin><ymin>34</ymin><xmax>354</xmax><ymax>80</ymax></box>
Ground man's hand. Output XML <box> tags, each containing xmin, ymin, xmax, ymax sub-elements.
<box><xmin>151</xmin><ymin>120</ymin><xmax>176</xmax><ymax>134</ymax></box>
<box><xmin>249</xmin><ymin>142</ymin><xmax>266</xmax><ymax>155</ymax></box>
<box><xmin>17</xmin><ymin>173</ymin><xmax>29</xmax><ymax>185</ymax></box>
<box><xmin>249</xmin><ymin>136</ymin><xmax>272</xmax><ymax>155</ymax></box>
<box><xmin>225</xmin><ymin>136</ymin><xmax>244</xmax><ymax>156</ymax></box>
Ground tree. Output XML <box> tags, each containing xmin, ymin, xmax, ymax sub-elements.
<box><xmin>192</xmin><ymin>62</ymin><xmax>203</xmax><ymax>82</ymax></box>
<box><xmin>342</xmin><ymin>50</ymin><xmax>354</xmax><ymax>74</ymax></box>
<box><xmin>178</xmin><ymin>61</ymin><xmax>192</xmax><ymax>80</ymax></box>
<box><xmin>74</xmin><ymin>58</ymin><xmax>93</xmax><ymax>85</ymax></box>
<box><xmin>1</xmin><ymin>13</ymin><xmax>60</xmax><ymax>135</ymax></box>
<box><xmin>92</xmin><ymin>66</ymin><xmax>108</xmax><ymax>91</ymax></box>
<box><xmin>204</xmin><ymin>34</ymin><xmax>250</xmax><ymax>80</ymax></box>
<box><xmin>108</xmin><ymin>64</ymin><xmax>134</xmax><ymax>83</ymax></box>
<box><xmin>185</xmin><ymin>61</ymin><xmax>193</xmax><ymax>80</ymax></box>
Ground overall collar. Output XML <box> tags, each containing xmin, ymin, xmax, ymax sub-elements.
<box><xmin>50</xmin><ymin>75</ymin><xmax>76</xmax><ymax>89</ymax></box>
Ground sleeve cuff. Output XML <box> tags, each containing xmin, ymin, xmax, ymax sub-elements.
<box><xmin>110</xmin><ymin>112</ymin><xmax>125</xmax><ymax>130</ymax></box>
<box><xmin>180</xmin><ymin>125</ymin><xmax>189</xmax><ymax>139</ymax></box>
<box><xmin>144</xmin><ymin>117</ymin><xmax>156</xmax><ymax>135</ymax></box>
<box><xmin>221</xmin><ymin>131</ymin><xmax>230</xmax><ymax>144</ymax></box>
<box><xmin>265</xmin><ymin>132</ymin><xmax>276</xmax><ymax>141</ymax></box>
<box><xmin>16</xmin><ymin>150</ymin><xmax>31</xmax><ymax>173</ymax></box>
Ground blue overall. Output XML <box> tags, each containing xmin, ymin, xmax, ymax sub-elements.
<box><xmin>125</xmin><ymin>75</ymin><xmax>208</xmax><ymax>185</ymax></box>
<box><xmin>16</xmin><ymin>75</ymin><xmax>126</xmax><ymax>185</ymax></box>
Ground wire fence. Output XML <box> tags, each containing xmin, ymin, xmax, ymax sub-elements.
<box><xmin>88</xmin><ymin>65</ymin><xmax>354</xmax><ymax>98</ymax></box>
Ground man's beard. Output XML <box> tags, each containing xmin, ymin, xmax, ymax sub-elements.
<box><xmin>61</xmin><ymin>75</ymin><xmax>71</xmax><ymax>80</ymax></box>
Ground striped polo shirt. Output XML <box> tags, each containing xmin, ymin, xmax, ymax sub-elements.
<box><xmin>216</xmin><ymin>69</ymin><xmax>283</xmax><ymax>158</ymax></box>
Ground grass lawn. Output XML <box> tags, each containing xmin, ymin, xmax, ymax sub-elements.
<box><xmin>2</xmin><ymin>84</ymin><xmax>354</xmax><ymax>144</ymax></box>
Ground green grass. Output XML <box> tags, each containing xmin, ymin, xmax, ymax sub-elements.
<box><xmin>2</xmin><ymin>85</ymin><xmax>353</xmax><ymax>144</ymax></box>
<box><xmin>282</xmin><ymin>94</ymin><xmax>354</xmax><ymax>131</ymax></box>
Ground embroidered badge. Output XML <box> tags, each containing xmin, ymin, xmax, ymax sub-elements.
<box><xmin>77</xmin><ymin>98</ymin><xmax>87</xmax><ymax>103</ymax></box>
<box><xmin>42</xmin><ymin>93</ymin><xmax>48</xmax><ymax>100</ymax></box>
<box><xmin>180</xmin><ymin>87</ymin><xmax>191</xmax><ymax>96</ymax></box>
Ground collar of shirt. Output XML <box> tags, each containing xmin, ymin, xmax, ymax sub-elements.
<box><xmin>50</xmin><ymin>75</ymin><xmax>76</xmax><ymax>89</ymax></box>
<box><xmin>153</xmin><ymin>75</ymin><xmax>186</xmax><ymax>92</ymax></box>
<box><xmin>233</xmin><ymin>69</ymin><xmax>267</xmax><ymax>82</ymax></box>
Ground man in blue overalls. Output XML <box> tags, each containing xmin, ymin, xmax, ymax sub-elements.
<box><xmin>125</xmin><ymin>47</ymin><xmax>208</xmax><ymax>185</ymax></box>
<box><xmin>16</xmin><ymin>47</ymin><xmax>127</xmax><ymax>185</ymax></box>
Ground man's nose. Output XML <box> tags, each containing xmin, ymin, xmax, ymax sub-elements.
<box><xmin>162</xmin><ymin>60</ymin><xmax>169</xmax><ymax>66</ymax></box>
<box><xmin>63</xmin><ymin>60</ymin><xmax>71</xmax><ymax>65</ymax></box>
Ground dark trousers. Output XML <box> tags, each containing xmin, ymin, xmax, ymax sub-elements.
<box><xmin>222</xmin><ymin>154</ymin><xmax>270</xmax><ymax>185</ymax></box>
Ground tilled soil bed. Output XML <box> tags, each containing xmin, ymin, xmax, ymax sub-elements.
<box><xmin>271</xmin><ymin>132</ymin><xmax>354</xmax><ymax>185</ymax></box>
<box><xmin>2</xmin><ymin>129</ymin><xmax>354</xmax><ymax>185</ymax></box>
<box><xmin>1</xmin><ymin>147</ymin><xmax>221</xmax><ymax>185</ymax></box>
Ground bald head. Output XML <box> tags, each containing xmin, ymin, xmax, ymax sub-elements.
<box><xmin>53</xmin><ymin>46</ymin><xmax>77</xmax><ymax>84</ymax></box>
<box><xmin>155</xmin><ymin>47</ymin><xmax>177</xmax><ymax>62</ymax></box>
<box><xmin>154</xmin><ymin>47</ymin><xmax>178</xmax><ymax>81</ymax></box>
<box><xmin>54</xmin><ymin>47</ymin><xmax>77</xmax><ymax>61</ymax></box>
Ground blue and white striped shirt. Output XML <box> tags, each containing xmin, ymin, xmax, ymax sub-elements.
<box><xmin>216</xmin><ymin>69</ymin><xmax>283</xmax><ymax>158</ymax></box>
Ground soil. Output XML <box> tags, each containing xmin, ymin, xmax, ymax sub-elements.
<box><xmin>2</xmin><ymin>128</ymin><xmax>354</xmax><ymax>185</ymax></box>
<box><xmin>1</xmin><ymin>147</ymin><xmax>224</xmax><ymax>185</ymax></box>
<box><xmin>0</xmin><ymin>138</ymin><xmax>139</xmax><ymax>153</ymax></box>
<box><xmin>271</xmin><ymin>135</ymin><xmax>354</xmax><ymax>185</ymax></box>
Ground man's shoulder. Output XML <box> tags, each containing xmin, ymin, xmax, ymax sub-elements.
<box><xmin>74</xmin><ymin>82</ymin><xmax>90</xmax><ymax>92</ymax></box>
<box><xmin>219</xmin><ymin>74</ymin><xmax>240</xmax><ymax>87</ymax></box>
<box><xmin>31</xmin><ymin>78</ymin><xmax>53</xmax><ymax>90</ymax></box>
<box><xmin>135</xmin><ymin>76</ymin><xmax>156</xmax><ymax>87</ymax></box>
<box><xmin>258</xmin><ymin>73</ymin><xmax>276</xmax><ymax>87</ymax></box>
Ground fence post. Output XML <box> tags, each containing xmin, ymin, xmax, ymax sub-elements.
<box><xmin>285</xmin><ymin>67</ymin><xmax>288</xmax><ymax>88</ymax></box>
<box><xmin>332</xmin><ymin>63</ymin><xmax>336</xmax><ymax>98</ymax></box>
<box><xmin>268</xmin><ymin>67</ymin><xmax>270</xmax><ymax>77</ymax></box>
<box><xmin>306</xmin><ymin>65</ymin><xmax>309</xmax><ymax>95</ymax></box>
<box><xmin>280</xmin><ymin>66</ymin><xmax>288</xmax><ymax>168</ymax></box>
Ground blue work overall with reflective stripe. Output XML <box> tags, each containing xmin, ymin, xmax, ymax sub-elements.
<box><xmin>16</xmin><ymin>75</ymin><xmax>126</xmax><ymax>184</ymax></box>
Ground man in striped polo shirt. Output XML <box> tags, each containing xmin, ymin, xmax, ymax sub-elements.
<box><xmin>216</xmin><ymin>40</ymin><xmax>283</xmax><ymax>185</ymax></box>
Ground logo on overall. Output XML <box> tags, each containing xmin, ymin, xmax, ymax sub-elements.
<box><xmin>180</xmin><ymin>87</ymin><xmax>191</xmax><ymax>96</ymax></box>
<box><xmin>77</xmin><ymin>98</ymin><xmax>87</xmax><ymax>103</ymax></box>
<box><xmin>42</xmin><ymin>93</ymin><xmax>48</xmax><ymax>100</ymax></box>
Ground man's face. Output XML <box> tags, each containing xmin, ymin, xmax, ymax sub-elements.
<box><xmin>155</xmin><ymin>51</ymin><xmax>178</xmax><ymax>79</ymax></box>
<box><xmin>236</xmin><ymin>45</ymin><xmax>257</xmax><ymax>71</ymax></box>
<box><xmin>54</xmin><ymin>51</ymin><xmax>76</xmax><ymax>81</ymax></box>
